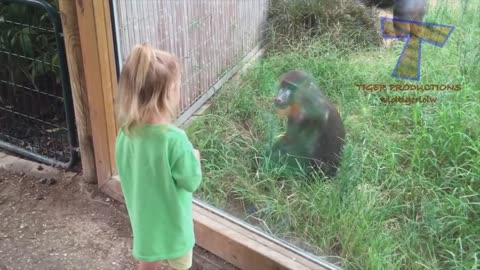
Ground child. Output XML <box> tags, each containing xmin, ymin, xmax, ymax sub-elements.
<box><xmin>115</xmin><ymin>43</ymin><xmax>202</xmax><ymax>270</ymax></box>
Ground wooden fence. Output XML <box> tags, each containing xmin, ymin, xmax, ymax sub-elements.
<box><xmin>111</xmin><ymin>0</ymin><xmax>269</xmax><ymax>124</ymax></box>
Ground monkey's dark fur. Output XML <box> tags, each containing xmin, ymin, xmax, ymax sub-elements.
<box><xmin>358</xmin><ymin>0</ymin><xmax>427</xmax><ymax>39</ymax></box>
<box><xmin>270</xmin><ymin>70</ymin><xmax>345</xmax><ymax>178</ymax></box>
<box><xmin>359</xmin><ymin>0</ymin><xmax>427</xmax><ymax>23</ymax></box>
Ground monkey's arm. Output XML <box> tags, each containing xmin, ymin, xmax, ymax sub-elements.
<box><xmin>295</xmin><ymin>85</ymin><xmax>328</xmax><ymax>121</ymax></box>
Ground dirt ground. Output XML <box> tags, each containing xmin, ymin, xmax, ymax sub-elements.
<box><xmin>0</xmin><ymin>168</ymin><xmax>238</xmax><ymax>270</ymax></box>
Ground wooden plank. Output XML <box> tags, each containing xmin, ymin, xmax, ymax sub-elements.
<box><xmin>99</xmin><ymin>0</ymin><xmax>118</xmax><ymax>171</ymax></box>
<box><xmin>58</xmin><ymin>0</ymin><xmax>97</xmax><ymax>184</ymax></box>
<box><xmin>92</xmin><ymin>0</ymin><xmax>118</xmax><ymax>174</ymax></box>
<box><xmin>193</xmin><ymin>201</ymin><xmax>329</xmax><ymax>269</ymax></box>
<box><xmin>193</xmin><ymin>246</ymin><xmax>239</xmax><ymax>270</ymax></box>
<box><xmin>102</xmin><ymin>176</ymin><xmax>335</xmax><ymax>270</ymax></box>
<box><xmin>75</xmin><ymin>0</ymin><xmax>117</xmax><ymax>185</ymax></box>
<box><xmin>193</xmin><ymin>204</ymin><xmax>332</xmax><ymax>270</ymax></box>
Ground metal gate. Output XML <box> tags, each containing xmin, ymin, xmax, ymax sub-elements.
<box><xmin>109</xmin><ymin>0</ymin><xmax>269</xmax><ymax>126</ymax></box>
<box><xmin>0</xmin><ymin>0</ymin><xmax>78</xmax><ymax>168</ymax></box>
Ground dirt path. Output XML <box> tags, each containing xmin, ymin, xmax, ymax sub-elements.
<box><xmin>0</xmin><ymin>169</ymin><xmax>237</xmax><ymax>270</ymax></box>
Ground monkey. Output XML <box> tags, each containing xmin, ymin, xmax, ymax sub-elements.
<box><xmin>359</xmin><ymin>0</ymin><xmax>427</xmax><ymax>21</ymax></box>
<box><xmin>358</xmin><ymin>0</ymin><xmax>427</xmax><ymax>37</ymax></box>
<box><xmin>269</xmin><ymin>70</ymin><xmax>346</xmax><ymax>178</ymax></box>
<box><xmin>391</xmin><ymin>0</ymin><xmax>427</xmax><ymax>37</ymax></box>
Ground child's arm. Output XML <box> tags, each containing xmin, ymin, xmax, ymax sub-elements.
<box><xmin>171</xmin><ymin>136</ymin><xmax>202</xmax><ymax>193</ymax></box>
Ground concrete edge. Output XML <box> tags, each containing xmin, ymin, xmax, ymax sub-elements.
<box><xmin>0</xmin><ymin>151</ymin><xmax>76</xmax><ymax>179</ymax></box>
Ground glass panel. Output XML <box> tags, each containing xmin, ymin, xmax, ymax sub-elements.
<box><xmin>111</xmin><ymin>0</ymin><xmax>480</xmax><ymax>269</ymax></box>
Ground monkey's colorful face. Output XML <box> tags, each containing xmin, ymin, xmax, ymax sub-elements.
<box><xmin>274</xmin><ymin>88</ymin><xmax>292</xmax><ymax>110</ymax></box>
<box><xmin>274</xmin><ymin>70</ymin><xmax>312</xmax><ymax>118</ymax></box>
<box><xmin>274</xmin><ymin>81</ymin><xmax>297</xmax><ymax>110</ymax></box>
<box><xmin>275</xmin><ymin>82</ymin><xmax>301</xmax><ymax>118</ymax></box>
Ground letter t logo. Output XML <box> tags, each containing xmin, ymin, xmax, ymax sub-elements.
<box><xmin>381</xmin><ymin>17</ymin><xmax>455</xmax><ymax>81</ymax></box>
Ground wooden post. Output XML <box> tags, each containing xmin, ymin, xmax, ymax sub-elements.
<box><xmin>75</xmin><ymin>0</ymin><xmax>118</xmax><ymax>186</ymax></box>
<box><xmin>58</xmin><ymin>0</ymin><xmax>97</xmax><ymax>183</ymax></box>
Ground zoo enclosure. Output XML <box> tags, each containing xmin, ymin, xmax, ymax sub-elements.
<box><xmin>110</xmin><ymin>0</ymin><xmax>269</xmax><ymax>125</ymax></box>
<box><xmin>0</xmin><ymin>0</ymin><xmax>78</xmax><ymax>168</ymax></box>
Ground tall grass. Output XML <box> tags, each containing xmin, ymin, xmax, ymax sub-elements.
<box><xmin>262</xmin><ymin>0</ymin><xmax>383</xmax><ymax>52</ymax></box>
<box><xmin>186</xmin><ymin>0</ymin><xmax>480</xmax><ymax>269</ymax></box>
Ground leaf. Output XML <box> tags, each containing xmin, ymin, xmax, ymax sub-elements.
<box><xmin>51</xmin><ymin>53</ymin><xmax>59</xmax><ymax>67</ymax></box>
<box><xmin>20</xmin><ymin>28</ymin><xmax>33</xmax><ymax>57</ymax></box>
<box><xmin>34</xmin><ymin>61</ymin><xmax>46</xmax><ymax>77</ymax></box>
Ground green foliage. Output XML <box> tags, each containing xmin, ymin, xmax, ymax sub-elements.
<box><xmin>186</xmin><ymin>0</ymin><xmax>480</xmax><ymax>269</ymax></box>
<box><xmin>0</xmin><ymin>0</ymin><xmax>60</xmax><ymax>90</ymax></box>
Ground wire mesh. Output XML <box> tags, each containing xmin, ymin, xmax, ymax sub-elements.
<box><xmin>111</xmin><ymin>0</ymin><xmax>269</xmax><ymax>119</ymax></box>
<box><xmin>0</xmin><ymin>0</ymin><xmax>77</xmax><ymax>166</ymax></box>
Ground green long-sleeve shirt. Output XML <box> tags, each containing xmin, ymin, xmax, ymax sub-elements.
<box><xmin>115</xmin><ymin>123</ymin><xmax>202</xmax><ymax>261</ymax></box>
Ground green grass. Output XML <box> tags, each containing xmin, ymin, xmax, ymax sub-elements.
<box><xmin>185</xmin><ymin>0</ymin><xmax>480</xmax><ymax>269</ymax></box>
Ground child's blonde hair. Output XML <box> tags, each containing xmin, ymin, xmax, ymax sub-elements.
<box><xmin>116</xmin><ymin>43</ymin><xmax>181</xmax><ymax>135</ymax></box>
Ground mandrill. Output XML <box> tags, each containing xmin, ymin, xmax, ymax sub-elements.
<box><xmin>270</xmin><ymin>70</ymin><xmax>345</xmax><ymax>178</ymax></box>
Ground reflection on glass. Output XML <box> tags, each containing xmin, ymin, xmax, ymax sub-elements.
<box><xmin>111</xmin><ymin>0</ymin><xmax>480</xmax><ymax>269</ymax></box>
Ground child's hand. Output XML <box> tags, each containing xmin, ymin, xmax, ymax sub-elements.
<box><xmin>193</xmin><ymin>149</ymin><xmax>201</xmax><ymax>164</ymax></box>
